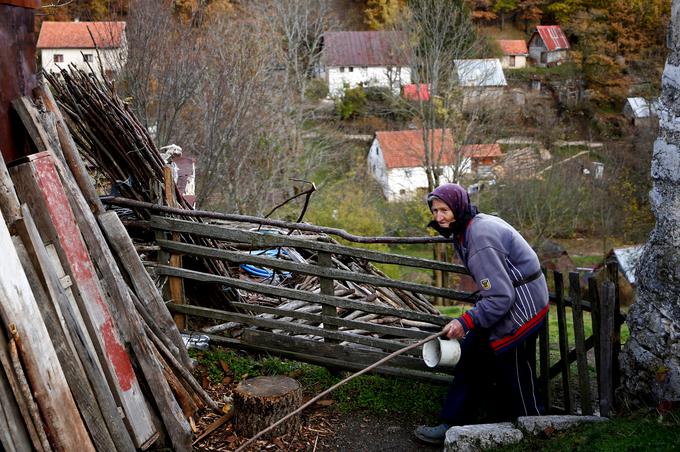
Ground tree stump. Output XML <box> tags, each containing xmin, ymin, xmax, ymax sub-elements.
<box><xmin>233</xmin><ymin>375</ymin><xmax>302</xmax><ymax>439</ymax></box>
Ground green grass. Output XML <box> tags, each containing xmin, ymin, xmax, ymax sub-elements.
<box><xmin>572</xmin><ymin>255</ymin><xmax>604</xmax><ymax>268</ymax></box>
<box><xmin>495</xmin><ymin>409</ymin><xmax>680</xmax><ymax>452</ymax></box>
<box><xmin>190</xmin><ymin>347</ymin><xmax>447</xmax><ymax>419</ymax></box>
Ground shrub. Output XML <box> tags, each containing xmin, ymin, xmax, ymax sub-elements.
<box><xmin>334</xmin><ymin>84</ymin><xmax>368</xmax><ymax>119</ymax></box>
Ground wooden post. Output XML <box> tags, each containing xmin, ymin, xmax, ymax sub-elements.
<box><xmin>538</xmin><ymin>283</ymin><xmax>551</xmax><ymax>412</ymax></box>
<box><xmin>606</xmin><ymin>261</ymin><xmax>621</xmax><ymax>399</ymax></box>
<box><xmin>598</xmin><ymin>281</ymin><xmax>615</xmax><ymax>417</ymax></box>
<box><xmin>569</xmin><ymin>272</ymin><xmax>592</xmax><ymax>415</ymax></box>
<box><xmin>554</xmin><ymin>270</ymin><xmax>573</xmax><ymax>414</ymax></box>
<box><xmin>164</xmin><ymin>166</ymin><xmax>187</xmax><ymax>330</ymax></box>
<box><xmin>588</xmin><ymin>277</ymin><xmax>601</xmax><ymax>390</ymax></box>
<box><xmin>318</xmin><ymin>251</ymin><xmax>338</xmax><ymax>341</ymax></box>
<box><xmin>0</xmin><ymin>208</ymin><xmax>95</xmax><ymax>451</ymax></box>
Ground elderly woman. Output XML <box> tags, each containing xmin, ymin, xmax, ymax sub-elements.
<box><xmin>415</xmin><ymin>183</ymin><xmax>548</xmax><ymax>445</ymax></box>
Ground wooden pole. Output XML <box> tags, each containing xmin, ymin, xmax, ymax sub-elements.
<box><xmin>554</xmin><ymin>270</ymin><xmax>573</xmax><ymax>413</ymax></box>
<box><xmin>164</xmin><ymin>166</ymin><xmax>187</xmax><ymax>330</ymax></box>
<box><xmin>569</xmin><ymin>272</ymin><xmax>592</xmax><ymax>415</ymax></box>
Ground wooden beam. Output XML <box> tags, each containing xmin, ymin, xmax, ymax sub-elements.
<box><xmin>167</xmin><ymin>303</ymin><xmax>422</xmax><ymax>355</ymax></box>
<box><xmin>208</xmin><ymin>331</ymin><xmax>451</xmax><ymax>383</ymax></box>
<box><xmin>152</xmin><ymin>264</ymin><xmax>450</xmax><ymax>326</ymax></box>
<box><xmin>156</xmin><ymin>239</ymin><xmax>472</xmax><ymax>300</ymax></box>
<box><xmin>0</xmin><ymin>208</ymin><xmax>94</xmax><ymax>451</ymax></box>
<box><xmin>98</xmin><ymin>211</ymin><xmax>192</xmax><ymax>370</ymax></box>
<box><xmin>149</xmin><ymin>216</ymin><xmax>468</xmax><ymax>274</ymax></box>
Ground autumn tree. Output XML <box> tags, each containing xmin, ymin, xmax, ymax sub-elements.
<box><xmin>364</xmin><ymin>0</ymin><xmax>407</xmax><ymax>29</ymax></box>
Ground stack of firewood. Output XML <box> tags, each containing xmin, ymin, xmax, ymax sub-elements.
<box><xmin>0</xmin><ymin>84</ymin><xmax>217</xmax><ymax>451</ymax></box>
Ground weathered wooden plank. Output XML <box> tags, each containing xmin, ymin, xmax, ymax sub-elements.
<box><xmin>0</xmin><ymin>335</ymin><xmax>34</xmax><ymax>452</ymax></box>
<box><xmin>598</xmin><ymin>282</ymin><xmax>615</xmax><ymax>418</ymax></box>
<box><xmin>230</xmin><ymin>302</ymin><xmax>432</xmax><ymax>339</ymax></box>
<box><xmin>569</xmin><ymin>272</ymin><xmax>592</xmax><ymax>415</ymax></box>
<box><xmin>157</xmin><ymin>239</ymin><xmax>472</xmax><ymax>300</ymax></box>
<box><xmin>606</xmin><ymin>262</ymin><xmax>621</xmax><ymax>398</ymax></box>
<box><xmin>0</xmin><ymin>209</ymin><xmax>94</xmax><ymax>451</ymax></box>
<box><xmin>554</xmin><ymin>271</ymin><xmax>572</xmax><ymax>414</ymax></box>
<box><xmin>214</xmin><ymin>331</ymin><xmax>451</xmax><ymax>383</ymax></box>
<box><xmin>168</xmin><ymin>303</ymin><xmax>421</xmax><ymax>355</ymax></box>
<box><xmin>9</xmin><ymin>152</ymin><xmax>158</xmax><ymax>448</ymax></box>
<box><xmin>152</xmin><ymin>264</ymin><xmax>449</xmax><ymax>326</ymax></box>
<box><xmin>150</xmin><ymin>216</ymin><xmax>468</xmax><ymax>274</ymax></box>
<box><xmin>13</xmin><ymin>234</ymin><xmax>119</xmax><ymax>451</ymax></box>
<box><xmin>588</xmin><ymin>277</ymin><xmax>601</xmax><ymax>386</ymax></box>
<box><xmin>318</xmin><ymin>251</ymin><xmax>338</xmax><ymax>343</ymax></box>
<box><xmin>98</xmin><ymin>211</ymin><xmax>192</xmax><ymax>369</ymax></box>
<box><xmin>538</xmin><ymin>308</ymin><xmax>551</xmax><ymax>413</ymax></box>
<box><xmin>241</xmin><ymin>329</ymin><xmax>431</xmax><ymax>371</ymax></box>
<box><xmin>163</xmin><ymin>166</ymin><xmax>187</xmax><ymax>330</ymax></box>
<box><xmin>14</xmin><ymin>206</ymin><xmax>136</xmax><ymax>452</ymax></box>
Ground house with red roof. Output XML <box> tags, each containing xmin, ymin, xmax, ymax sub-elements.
<box><xmin>321</xmin><ymin>31</ymin><xmax>412</xmax><ymax>96</ymax></box>
<box><xmin>528</xmin><ymin>25</ymin><xmax>570</xmax><ymax>67</ymax></box>
<box><xmin>37</xmin><ymin>21</ymin><xmax>126</xmax><ymax>78</ymax></box>
<box><xmin>367</xmin><ymin>129</ymin><xmax>502</xmax><ymax>200</ymax></box>
<box><xmin>497</xmin><ymin>40</ymin><xmax>529</xmax><ymax>69</ymax></box>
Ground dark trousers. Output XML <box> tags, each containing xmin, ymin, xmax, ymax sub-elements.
<box><xmin>439</xmin><ymin>329</ymin><xmax>544</xmax><ymax>425</ymax></box>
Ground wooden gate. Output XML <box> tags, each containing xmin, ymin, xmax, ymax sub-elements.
<box><xmin>140</xmin><ymin>212</ymin><xmax>623</xmax><ymax>415</ymax></box>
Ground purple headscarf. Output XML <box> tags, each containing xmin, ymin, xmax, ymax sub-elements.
<box><xmin>426</xmin><ymin>183</ymin><xmax>478</xmax><ymax>236</ymax></box>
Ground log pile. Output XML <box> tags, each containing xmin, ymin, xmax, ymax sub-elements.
<box><xmin>0</xmin><ymin>83</ymin><xmax>218</xmax><ymax>451</ymax></box>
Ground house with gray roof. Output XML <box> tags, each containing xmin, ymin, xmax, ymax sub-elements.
<box><xmin>321</xmin><ymin>31</ymin><xmax>412</xmax><ymax>95</ymax></box>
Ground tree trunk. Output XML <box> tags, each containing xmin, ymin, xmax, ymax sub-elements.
<box><xmin>619</xmin><ymin>0</ymin><xmax>680</xmax><ymax>407</ymax></box>
<box><xmin>233</xmin><ymin>376</ymin><xmax>302</xmax><ymax>439</ymax></box>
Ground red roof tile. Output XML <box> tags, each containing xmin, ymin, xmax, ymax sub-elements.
<box><xmin>376</xmin><ymin>131</ymin><xmax>502</xmax><ymax>169</ymax></box>
<box><xmin>402</xmin><ymin>84</ymin><xmax>430</xmax><ymax>101</ymax></box>
<box><xmin>460</xmin><ymin>144</ymin><xmax>503</xmax><ymax>158</ymax></box>
<box><xmin>497</xmin><ymin>40</ymin><xmax>528</xmax><ymax>55</ymax></box>
<box><xmin>322</xmin><ymin>31</ymin><xmax>410</xmax><ymax>67</ymax></box>
<box><xmin>37</xmin><ymin>21</ymin><xmax>125</xmax><ymax>49</ymax></box>
<box><xmin>532</xmin><ymin>25</ymin><xmax>570</xmax><ymax>51</ymax></box>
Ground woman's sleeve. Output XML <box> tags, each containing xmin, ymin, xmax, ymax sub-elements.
<box><xmin>456</xmin><ymin>246</ymin><xmax>515</xmax><ymax>331</ymax></box>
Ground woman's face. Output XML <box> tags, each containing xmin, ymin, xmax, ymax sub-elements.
<box><xmin>431</xmin><ymin>198</ymin><xmax>455</xmax><ymax>228</ymax></box>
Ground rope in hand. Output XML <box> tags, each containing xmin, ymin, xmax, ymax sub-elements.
<box><xmin>235</xmin><ymin>327</ymin><xmax>449</xmax><ymax>452</ymax></box>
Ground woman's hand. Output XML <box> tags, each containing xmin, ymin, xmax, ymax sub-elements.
<box><xmin>445</xmin><ymin>319</ymin><xmax>465</xmax><ymax>340</ymax></box>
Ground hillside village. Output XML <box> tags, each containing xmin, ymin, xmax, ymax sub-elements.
<box><xmin>2</xmin><ymin>1</ymin><xmax>680</xmax><ymax>451</ymax></box>
<box><xmin>33</xmin><ymin>2</ymin><xmax>663</xmax><ymax>257</ymax></box>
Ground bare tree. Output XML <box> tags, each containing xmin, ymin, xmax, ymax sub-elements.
<box><xmin>393</xmin><ymin>0</ymin><xmax>498</xmax><ymax>191</ymax></box>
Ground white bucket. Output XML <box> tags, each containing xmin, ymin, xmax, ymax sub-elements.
<box><xmin>422</xmin><ymin>338</ymin><xmax>461</xmax><ymax>368</ymax></box>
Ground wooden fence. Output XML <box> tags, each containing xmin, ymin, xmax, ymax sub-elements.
<box><xmin>142</xmin><ymin>213</ymin><xmax>623</xmax><ymax>416</ymax></box>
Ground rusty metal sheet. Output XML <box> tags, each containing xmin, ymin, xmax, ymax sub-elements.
<box><xmin>0</xmin><ymin>4</ymin><xmax>38</xmax><ymax>162</ymax></box>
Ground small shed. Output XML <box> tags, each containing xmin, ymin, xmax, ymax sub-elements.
<box><xmin>453</xmin><ymin>58</ymin><xmax>507</xmax><ymax>107</ymax></box>
<box><xmin>623</xmin><ymin>97</ymin><xmax>659</xmax><ymax>128</ymax></box>
<box><xmin>498</xmin><ymin>40</ymin><xmax>529</xmax><ymax>69</ymax></box>
<box><xmin>528</xmin><ymin>25</ymin><xmax>570</xmax><ymax>67</ymax></box>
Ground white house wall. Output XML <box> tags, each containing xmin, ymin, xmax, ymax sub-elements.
<box><xmin>367</xmin><ymin>138</ymin><xmax>389</xmax><ymax>196</ymax></box>
<box><xmin>327</xmin><ymin>66</ymin><xmax>411</xmax><ymax>95</ymax></box>
<box><xmin>41</xmin><ymin>47</ymin><xmax>126</xmax><ymax>77</ymax></box>
<box><xmin>501</xmin><ymin>55</ymin><xmax>527</xmax><ymax>69</ymax></box>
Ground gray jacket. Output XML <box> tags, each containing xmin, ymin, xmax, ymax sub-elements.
<box><xmin>454</xmin><ymin>214</ymin><xmax>549</xmax><ymax>353</ymax></box>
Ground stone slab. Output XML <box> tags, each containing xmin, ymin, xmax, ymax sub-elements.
<box><xmin>444</xmin><ymin>422</ymin><xmax>523</xmax><ymax>452</ymax></box>
<box><xmin>516</xmin><ymin>415</ymin><xmax>608</xmax><ymax>435</ymax></box>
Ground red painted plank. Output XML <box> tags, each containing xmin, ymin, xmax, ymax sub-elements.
<box><xmin>11</xmin><ymin>152</ymin><xmax>157</xmax><ymax>447</ymax></box>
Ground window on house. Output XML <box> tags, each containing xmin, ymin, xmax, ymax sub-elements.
<box><xmin>83</xmin><ymin>53</ymin><xmax>94</xmax><ymax>63</ymax></box>
<box><xmin>509</xmin><ymin>55</ymin><xmax>516</xmax><ymax>67</ymax></box>
<box><xmin>404</xmin><ymin>169</ymin><xmax>412</xmax><ymax>177</ymax></box>
<box><xmin>339</xmin><ymin>67</ymin><xmax>345</xmax><ymax>73</ymax></box>
<box><xmin>53</xmin><ymin>54</ymin><xmax>64</xmax><ymax>63</ymax></box>
<box><xmin>348</xmin><ymin>67</ymin><xmax>354</xmax><ymax>72</ymax></box>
